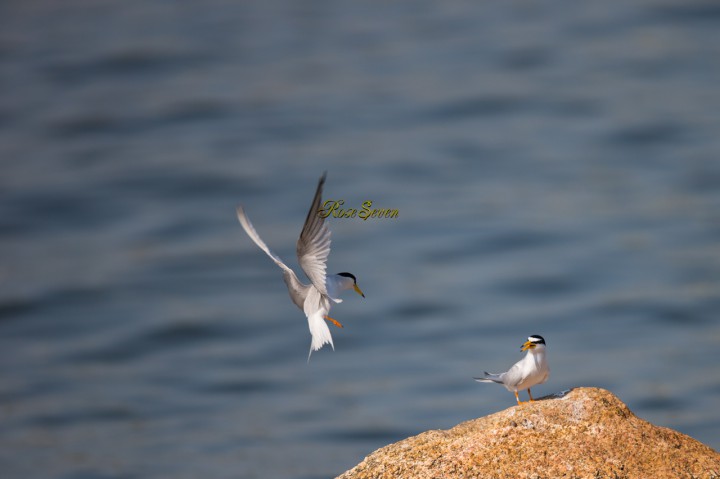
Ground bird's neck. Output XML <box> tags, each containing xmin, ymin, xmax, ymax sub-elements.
<box><xmin>526</xmin><ymin>349</ymin><xmax>545</xmax><ymax>364</ymax></box>
<box><xmin>329</xmin><ymin>274</ymin><xmax>353</xmax><ymax>289</ymax></box>
<box><xmin>326</xmin><ymin>274</ymin><xmax>354</xmax><ymax>297</ymax></box>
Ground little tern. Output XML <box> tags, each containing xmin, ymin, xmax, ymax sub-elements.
<box><xmin>474</xmin><ymin>335</ymin><xmax>549</xmax><ymax>404</ymax></box>
<box><xmin>236</xmin><ymin>172</ymin><xmax>365</xmax><ymax>359</ymax></box>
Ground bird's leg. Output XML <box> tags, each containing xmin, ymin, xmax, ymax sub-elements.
<box><xmin>514</xmin><ymin>391</ymin><xmax>523</xmax><ymax>405</ymax></box>
<box><xmin>527</xmin><ymin>389</ymin><xmax>535</xmax><ymax>402</ymax></box>
<box><xmin>324</xmin><ymin>316</ymin><xmax>344</xmax><ymax>328</ymax></box>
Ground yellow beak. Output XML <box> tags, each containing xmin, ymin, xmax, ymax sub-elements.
<box><xmin>353</xmin><ymin>284</ymin><xmax>365</xmax><ymax>298</ymax></box>
<box><xmin>521</xmin><ymin>340</ymin><xmax>535</xmax><ymax>352</ymax></box>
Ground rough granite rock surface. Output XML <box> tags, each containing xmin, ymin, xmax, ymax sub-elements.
<box><xmin>337</xmin><ymin>387</ymin><xmax>720</xmax><ymax>479</ymax></box>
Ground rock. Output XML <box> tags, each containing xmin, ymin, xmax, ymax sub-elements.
<box><xmin>337</xmin><ymin>387</ymin><xmax>720</xmax><ymax>479</ymax></box>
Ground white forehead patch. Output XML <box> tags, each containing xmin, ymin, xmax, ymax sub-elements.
<box><xmin>528</xmin><ymin>336</ymin><xmax>541</xmax><ymax>342</ymax></box>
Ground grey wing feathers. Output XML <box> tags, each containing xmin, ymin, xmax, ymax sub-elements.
<box><xmin>280</xmin><ymin>270</ymin><xmax>309</xmax><ymax>310</ymax></box>
<box><xmin>237</xmin><ymin>206</ymin><xmax>290</xmax><ymax>272</ymax></box>
<box><xmin>296</xmin><ymin>172</ymin><xmax>332</xmax><ymax>295</ymax></box>
<box><xmin>236</xmin><ymin>206</ymin><xmax>308</xmax><ymax>309</ymax></box>
<box><xmin>500</xmin><ymin>362</ymin><xmax>526</xmax><ymax>389</ymax></box>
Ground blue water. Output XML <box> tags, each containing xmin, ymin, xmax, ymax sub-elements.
<box><xmin>1</xmin><ymin>1</ymin><xmax>719</xmax><ymax>478</ymax></box>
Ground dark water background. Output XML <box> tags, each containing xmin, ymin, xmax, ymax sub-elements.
<box><xmin>1</xmin><ymin>1</ymin><xmax>719</xmax><ymax>478</ymax></box>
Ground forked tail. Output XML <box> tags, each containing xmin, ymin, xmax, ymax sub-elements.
<box><xmin>474</xmin><ymin>372</ymin><xmax>504</xmax><ymax>384</ymax></box>
<box><xmin>307</xmin><ymin>312</ymin><xmax>334</xmax><ymax>361</ymax></box>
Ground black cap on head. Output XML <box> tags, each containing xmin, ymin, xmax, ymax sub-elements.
<box><xmin>528</xmin><ymin>335</ymin><xmax>546</xmax><ymax>344</ymax></box>
<box><xmin>337</xmin><ymin>272</ymin><xmax>357</xmax><ymax>283</ymax></box>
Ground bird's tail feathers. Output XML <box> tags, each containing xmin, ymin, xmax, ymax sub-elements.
<box><xmin>474</xmin><ymin>372</ymin><xmax>503</xmax><ymax>384</ymax></box>
<box><xmin>307</xmin><ymin>312</ymin><xmax>334</xmax><ymax>361</ymax></box>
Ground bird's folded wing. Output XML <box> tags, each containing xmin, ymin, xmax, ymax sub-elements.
<box><xmin>297</xmin><ymin>172</ymin><xmax>331</xmax><ymax>296</ymax></box>
<box><xmin>501</xmin><ymin>363</ymin><xmax>524</xmax><ymax>388</ymax></box>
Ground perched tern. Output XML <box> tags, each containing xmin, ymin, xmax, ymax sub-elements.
<box><xmin>474</xmin><ymin>335</ymin><xmax>549</xmax><ymax>405</ymax></box>
<box><xmin>236</xmin><ymin>172</ymin><xmax>365</xmax><ymax>359</ymax></box>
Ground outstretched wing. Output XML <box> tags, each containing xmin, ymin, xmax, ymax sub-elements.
<box><xmin>296</xmin><ymin>172</ymin><xmax>332</xmax><ymax>295</ymax></box>
<box><xmin>237</xmin><ymin>206</ymin><xmax>308</xmax><ymax>309</ymax></box>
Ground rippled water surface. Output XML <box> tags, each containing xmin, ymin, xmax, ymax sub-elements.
<box><xmin>1</xmin><ymin>1</ymin><xmax>719</xmax><ymax>478</ymax></box>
